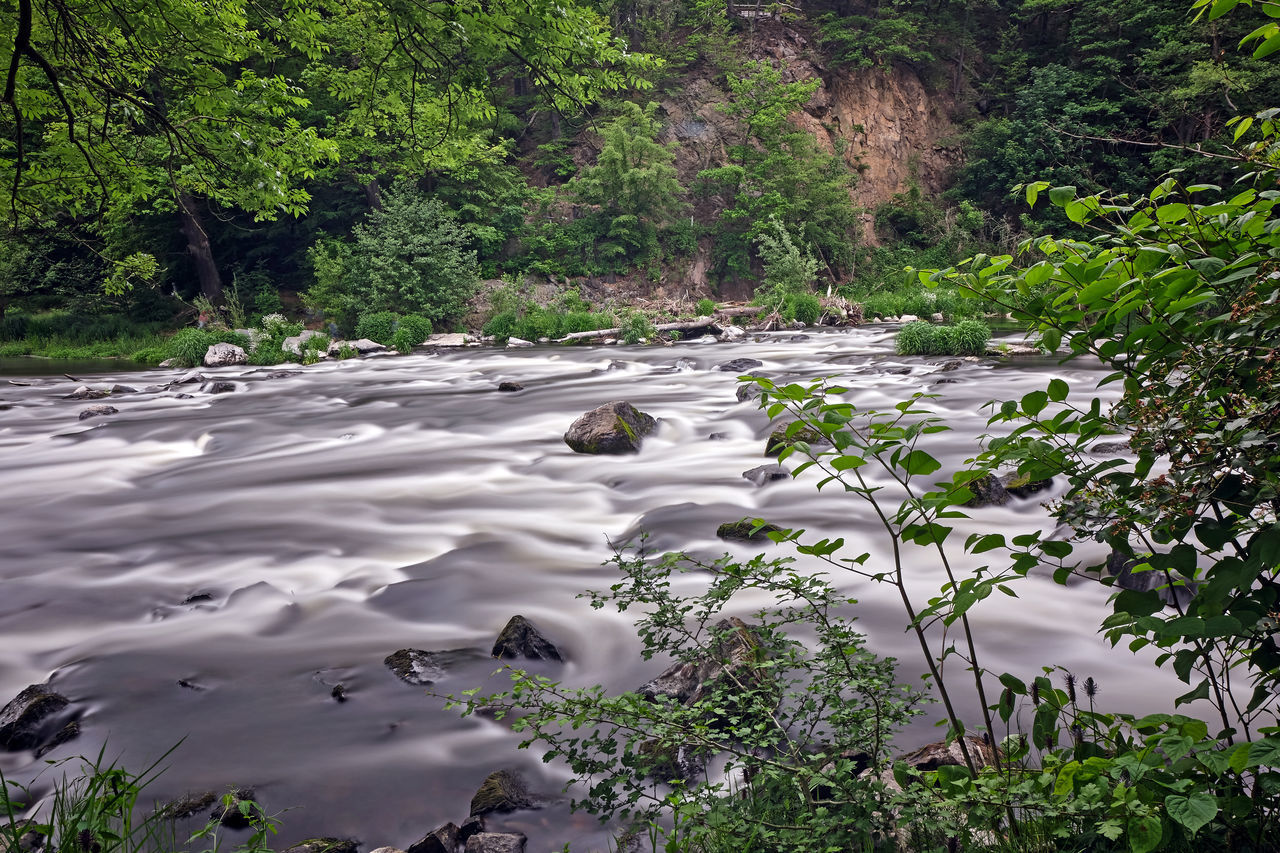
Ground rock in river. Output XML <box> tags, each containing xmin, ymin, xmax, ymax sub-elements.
<box><xmin>406</xmin><ymin>823</ymin><xmax>459</xmax><ymax>853</ymax></box>
<box><xmin>469</xmin><ymin>770</ymin><xmax>535</xmax><ymax>816</ymax></box>
<box><xmin>742</xmin><ymin>464</ymin><xmax>789</xmax><ymax>487</ymax></box>
<box><xmin>491</xmin><ymin>615</ymin><xmax>563</xmax><ymax>662</ymax></box>
<box><xmin>716</xmin><ymin>357</ymin><xmax>763</xmax><ymax>372</ymax></box>
<box><xmin>0</xmin><ymin>684</ymin><xmax>76</xmax><ymax>753</ymax></box>
<box><xmin>563</xmin><ymin>401</ymin><xmax>655</xmax><ymax>454</ymax></box>
<box><xmin>79</xmin><ymin>404</ymin><xmax>118</xmax><ymax>421</ymax></box>
<box><xmin>282</xmin><ymin>839</ymin><xmax>358</xmax><ymax>853</ymax></box>
<box><xmin>716</xmin><ymin>520</ymin><xmax>782</xmax><ymax>543</ymax></box>
<box><xmin>465</xmin><ymin>834</ymin><xmax>526</xmax><ymax>853</ymax></box>
<box><xmin>764</xmin><ymin>422</ymin><xmax>832</xmax><ymax>457</ymax></box>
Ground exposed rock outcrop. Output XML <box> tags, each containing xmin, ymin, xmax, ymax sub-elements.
<box><xmin>0</xmin><ymin>684</ymin><xmax>76</xmax><ymax>753</ymax></box>
<box><xmin>491</xmin><ymin>615</ymin><xmax>563</xmax><ymax>662</ymax></box>
<box><xmin>79</xmin><ymin>404</ymin><xmax>118</xmax><ymax>421</ymax></box>
<box><xmin>563</xmin><ymin>401</ymin><xmax>656</xmax><ymax>454</ymax></box>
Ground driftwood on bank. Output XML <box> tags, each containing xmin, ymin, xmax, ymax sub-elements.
<box><xmin>716</xmin><ymin>306</ymin><xmax>766</xmax><ymax>318</ymax></box>
<box><xmin>556</xmin><ymin>316</ymin><xmax>722</xmax><ymax>343</ymax></box>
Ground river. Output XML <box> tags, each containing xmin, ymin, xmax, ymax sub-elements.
<box><xmin>0</xmin><ymin>328</ymin><xmax>1186</xmax><ymax>851</ymax></box>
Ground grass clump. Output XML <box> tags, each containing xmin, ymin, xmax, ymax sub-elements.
<box><xmin>696</xmin><ymin>297</ymin><xmax>717</xmax><ymax>316</ymax></box>
<box><xmin>896</xmin><ymin>319</ymin><xmax>991</xmax><ymax>356</ymax></box>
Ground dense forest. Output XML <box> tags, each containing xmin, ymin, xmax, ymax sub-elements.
<box><xmin>1</xmin><ymin>0</ymin><xmax>1276</xmax><ymax>357</ymax></box>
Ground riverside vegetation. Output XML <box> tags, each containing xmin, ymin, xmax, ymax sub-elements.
<box><xmin>3</xmin><ymin>0</ymin><xmax>1280</xmax><ymax>852</ymax></box>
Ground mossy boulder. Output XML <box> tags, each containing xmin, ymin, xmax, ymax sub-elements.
<box><xmin>468</xmin><ymin>770</ymin><xmax>534</xmax><ymax>816</ymax></box>
<box><xmin>563</xmin><ymin>401</ymin><xmax>656</xmax><ymax>454</ymax></box>
<box><xmin>716</xmin><ymin>520</ymin><xmax>782</xmax><ymax>543</ymax></box>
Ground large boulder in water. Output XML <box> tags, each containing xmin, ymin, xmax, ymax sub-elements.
<box><xmin>0</xmin><ymin>684</ymin><xmax>75</xmax><ymax>753</ymax></box>
<box><xmin>469</xmin><ymin>770</ymin><xmax>535</xmax><ymax>816</ymax></box>
<box><xmin>406</xmin><ymin>823</ymin><xmax>460</xmax><ymax>853</ymax></box>
<box><xmin>563</xmin><ymin>401</ymin><xmax>656</xmax><ymax>454</ymax></box>
<box><xmin>204</xmin><ymin>342</ymin><xmax>247</xmax><ymax>367</ymax></box>
<box><xmin>491</xmin><ymin>615</ymin><xmax>563</xmax><ymax>662</ymax></box>
<box><xmin>465</xmin><ymin>834</ymin><xmax>526</xmax><ymax>853</ymax></box>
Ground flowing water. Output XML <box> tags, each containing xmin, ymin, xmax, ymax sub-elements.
<box><xmin>0</xmin><ymin>329</ymin><xmax>1186</xmax><ymax>851</ymax></box>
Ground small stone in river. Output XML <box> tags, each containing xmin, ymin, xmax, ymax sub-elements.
<box><xmin>78</xmin><ymin>405</ymin><xmax>118</xmax><ymax>421</ymax></box>
<box><xmin>465</xmin><ymin>834</ymin><xmax>526</xmax><ymax>853</ymax></box>
<box><xmin>491</xmin><ymin>615</ymin><xmax>563</xmax><ymax>662</ymax></box>
<box><xmin>175</xmin><ymin>370</ymin><xmax>209</xmax><ymax>384</ymax></box>
<box><xmin>406</xmin><ymin>823</ymin><xmax>459</xmax><ymax>853</ymax></box>
<box><xmin>66</xmin><ymin>386</ymin><xmax>109</xmax><ymax>400</ymax></box>
<box><xmin>962</xmin><ymin>474</ymin><xmax>1010</xmax><ymax>508</ymax></box>
<box><xmin>209</xmin><ymin>381</ymin><xmax>235</xmax><ymax>394</ymax></box>
<box><xmin>742</xmin><ymin>464</ymin><xmax>789</xmax><ymax>487</ymax></box>
<box><xmin>938</xmin><ymin>360</ymin><xmax>963</xmax><ymax>372</ymax></box>
<box><xmin>707</xmin><ymin>432</ymin><xmax>729</xmax><ymax>441</ymax></box>
<box><xmin>264</xmin><ymin>370</ymin><xmax>302</xmax><ymax>379</ymax></box>
<box><xmin>716</xmin><ymin>520</ymin><xmax>783</xmax><ymax>543</ymax></box>
<box><xmin>716</xmin><ymin>357</ymin><xmax>762</xmax><ymax>372</ymax></box>
<box><xmin>469</xmin><ymin>770</ymin><xmax>535</xmax><ymax>816</ymax></box>
<box><xmin>281</xmin><ymin>839</ymin><xmax>358</xmax><ymax>853</ymax></box>
<box><xmin>110</xmin><ymin>384</ymin><xmax>138</xmax><ymax>393</ymax></box>
<box><xmin>160</xmin><ymin>791</ymin><xmax>217</xmax><ymax>819</ymax></box>
<box><xmin>212</xmin><ymin>789</ymin><xmax>259</xmax><ymax>828</ymax></box>
<box><xmin>174</xmin><ymin>393</ymin><xmax>194</xmax><ymax>399</ymax></box>
<box><xmin>735</xmin><ymin>383</ymin><xmax>764</xmax><ymax>403</ymax></box>
<box><xmin>458</xmin><ymin>816</ymin><xmax>486</xmax><ymax>848</ymax></box>
<box><xmin>563</xmin><ymin>401</ymin><xmax>656</xmax><ymax>455</ymax></box>
<box><xmin>1001</xmin><ymin>472</ymin><xmax>1053</xmax><ymax>499</ymax></box>
<box><xmin>330</xmin><ymin>684</ymin><xmax>348</xmax><ymax>702</ymax></box>
<box><xmin>34</xmin><ymin>720</ymin><xmax>80</xmax><ymax>758</ymax></box>
<box><xmin>0</xmin><ymin>684</ymin><xmax>72</xmax><ymax>752</ymax></box>
<box><xmin>497</xmin><ymin>381</ymin><xmax>523</xmax><ymax>392</ymax></box>
<box><xmin>384</xmin><ymin>649</ymin><xmax>446</xmax><ymax>686</ymax></box>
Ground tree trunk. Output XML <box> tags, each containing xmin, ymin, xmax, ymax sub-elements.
<box><xmin>177</xmin><ymin>190</ymin><xmax>223</xmax><ymax>303</ymax></box>
<box><xmin>364</xmin><ymin>178</ymin><xmax>383</xmax><ymax>211</ymax></box>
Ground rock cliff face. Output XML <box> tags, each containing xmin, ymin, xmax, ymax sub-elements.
<box><xmin>657</xmin><ymin>21</ymin><xmax>959</xmax><ymax>247</ymax></box>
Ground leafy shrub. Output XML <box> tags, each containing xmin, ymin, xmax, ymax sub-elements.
<box><xmin>618</xmin><ymin>309</ymin><xmax>655</xmax><ymax>345</ymax></box>
<box><xmin>397</xmin><ymin>314</ymin><xmax>433</xmax><ymax>346</ymax></box>
<box><xmin>355</xmin><ymin>311</ymin><xmax>399</xmax><ymax>344</ymax></box>
<box><xmin>696</xmin><ymin>297</ymin><xmax>717</xmax><ymax>316</ymax></box>
<box><xmin>786</xmin><ymin>292</ymin><xmax>822</xmax><ymax>325</ymax></box>
<box><xmin>753</xmin><ymin>216</ymin><xmax>820</xmax><ymax>311</ymax></box>
<box><xmin>482</xmin><ymin>310</ymin><xmax>518</xmax><ymax>341</ymax></box>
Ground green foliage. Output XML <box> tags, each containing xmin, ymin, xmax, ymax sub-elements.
<box><xmin>311</xmin><ymin>183</ymin><xmax>479</xmax><ymax>326</ymax></box>
<box><xmin>617</xmin><ymin>308</ymin><xmax>655</xmax><ymax>344</ymax></box>
<box><xmin>817</xmin><ymin>9</ymin><xmax>937</xmax><ymax>70</ymax></box>
<box><xmin>396</xmin><ymin>315</ymin><xmax>433</xmax><ymax>348</ymax></box>
<box><xmin>448</xmin><ymin>546</ymin><xmax>921</xmax><ymax>850</ymax></box>
<box><xmin>0</xmin><ymin>747</ymin><xmax>279</xmax><ymax>853</ymax></box>
<box><xmin>786</xmin><ymin>292</ymin><xmax>823</xmax><ymax>326</ymax></box>
<box><xmin>354</xmin><ymin>311</ymin><xmax>400</xmax><ymax>345</ymax></box>
<box><xmin>696</xmin><ymin>297</ymin><xmax>717</xmax><ymax>316</ymax></box>
<box><xmin>753</xmin><ymin>217</ymin><xmax>820</xmax><ymax>311</ymax></box>
<box><xmin>163</xmin><ymin>327</ymin><xmax>247</xmax><ymax>368</ymax></box>
<box><xmin>480</xmin><ymin>285</ymin><xmax>613</xmax><ymax>343</ymax></box>
<box><xmin>896</xmin><ymin>319</ymin><xmax>991</xmax><ymax>356</ymax></box>
<box><xmin>700</xmin><ymin>62</ymin><xmax>860</xmax><ymax>283</ymax></box>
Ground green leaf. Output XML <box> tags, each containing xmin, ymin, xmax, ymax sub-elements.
<box><xmin>902</xmin><ymin>450</ymin><xmax>942</xmax><ymax>476</ymax></box>
<box><xmin>1127</xmin><ymin>813</ymin><xmax>1163</xmax><ymax>853</ymax></box>
<box><xmin>1165</xmin><ymin>791</ymin><xmax>1217</xmax><ymax>836</ymax></box>
<box><xmin>1047</xmin><ymin>378</ymin><xmax>1069</xmax><ymax>402</ymax></box>
<box><xmin>1021</xmin><ymin>390</ymin><xmax>1049</xmax><ymax>416</ymax></box>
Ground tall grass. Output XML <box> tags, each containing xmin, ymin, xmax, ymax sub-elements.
<box><xmin>1</xmin><ymin>747</ymin><xmax>278</xmax><ymax>853</ymax></box>
<box><xmin>0</xmin><ymin>312</ymin><xmax>172</xmax><ymax>361</ymax></box>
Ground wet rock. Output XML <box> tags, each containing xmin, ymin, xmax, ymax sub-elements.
<box><xmin>204</xmin><ymin>343</ymin><xmax>247</xmax><ymax>367</ymax></box>
<box><xmin>79</xmin><ymin>405</ymin><xmax>118</xmax><ymax>421</ymax></box>
<box><xmin>735</xmin><ymin>383</ymin><xmax>764</xmax><ymax>403</ymax></box>
<box><xmin>458</xmin><ymin>816</ymin><xmax>485</xmax><ymax>847</ymax></box>
<box><xmin>938</xmin><ymin>360</ymin><xmax>963</xmax><ymax>372</ymax></box>
<box><xmin>491</xmin><ymin>615</ymin><xmax>563</xmax><ymax>662</ymax></box>
<box><xmin>211</xmin><ymin>789</ymin><xmax>259</xmax><ymax>828</ymax></box>
<box><xmin>110</xmin><ymin>385</ymin><xmax>138</xmax><ymax>394</ymax></box>
<box><xmin>716</xmin><ymin>520</ymin><xmax>782</xmax><ymax>543</ymax></box>
<box><xmin>34</xmin><ymin>720</ymin><xmax>80</xmax><ymax>757</ymax></box>
<box><xmin>563</xmin><ymin>401</ymin><xmax>656</xmax><ymax>455</ymax></box>
<box><xmin>638</xmin><ymin>617</ymin><xmax>769</xmax><ymax>709</ymax></box>
<box><xmin>742</xmin><ymin>464</ymin><xmax>789</xmax><ymax>487</ymax></box>
<box><xmin>506</xmin><ymin>337</ymin><xmax>533</xmax><ymax>348</ymax></box>
<box><xmin>716</xmin><ymin>357</ymin><xmax>763</xmax><ymax>372</ymax></box>
<box><xmin>469</xmin><ymin>770</ymin><xmax>535</xmax><ymax>816</ymax></box>
<box><xmin>1091</xmin><ymin>441</ymin><xmax>1131</xmax><ymax>455</ymax></box>
<box><xmin>182</xmin><ymin>592</ymin><xmax>214</xmax><ymax>605</ymax></box>
<box><xmin>208</xmin><ymin>381</ymin><xmax>236</xmax><ymax>395</ymax></box>
<box><xmin>707</xmin><ymin>432</ymin><xmax>729</xmax><ymax>441</ymax></box>
<box><xmin>282</xmin><ymin>330</ymin><xmax>323</xmax><ymax>355</ymax></box>
<box><xmin>465</xmin><ymin>834</ymin><xmax>525</xmax><ymax>853</ymax></box>
<box><xmin>346</xmin><ymin>339</ymin><xmax>386</xmax><ymax>355</ymax></box>
<box><xmin>764</xmin><ymin>422</ymin><xmax>831</xmax><ymax>457</ymax></box>
<box><xmin>426</xmin><ymin>333</ymin><xmax>470</xmax><ymax>347</ymax></box>
<box><xmin>900</xmin><ymin>736</ymin><xmax>998</xmax><ymax>772</ymax></box>
<box><xmin>66</xmin><ymin>386</ymin><xmax>109</xmax><ymax>400</ymax></box>
<box><xmin>934</xmin><ymin>378</ymin><xmax>960</xmax><ymax>385</ymax></box>
<box><xmin>788</xmin><ymin>334</ymin><xmax>811</xmax><ymax>342</ymax></box>
<box><xmin>962</xmin><ymin>474</ymin><xmax>1011</xmax><ymax>508</ymax></box>
<box><xmin>282</xmin><ymin>839</ymin><xmax>358</xmax><ymax>853</ymax></box>
<box><xmin>1001</xmin><ymin>472</ymin><xmax>1053</xmax><ymax>499</ymax></box>
<box><xmin>497</xmin><ymin>381</ymin><xmax>523</xmax><ymax>392</ymax></box>
<box><xmin>0</xmin><ymin>684</ymin><xmax>72</xmax><ymax>752</ymax></box>
<box><xmin>143</xmin><ymin>385</ymin><xmax>167</xmax><ymax>393</ymax></box>
<box><xmin>718</xmin><ymin>325</ymin><xmax>746</xmax><ymax>342</ymax></box>
<box><xmin>174</xmin><ymin>393</ymin><xmax>194</xmax><ymax>399</ymax></box>
<box><xmin>175</xmin><ymin>370</ymin><xmax>209</xmax><ymax>384</ymax></box>
<box><xmin>384</xmin><ymin>649</ymin><xmax>448</xmax><ymax>686</ymax></box>
<box><xmin>160</xmin><ymin>791</ymin><xmax>217</xmax><ymax>819</ymax></box>
<box><xmin>330</xmin><ymin>684</ymin><xmax>348</xmax><ymax>702</ymax></box>
<box><xmin>264</xmin><ymin>370</ymin><xmax>302</xmax><ymax>379</ymax></box>
<box><xmin>406</xmin><ymin>823</ymin><xmax>459</xmax><ymax>853</ymax></box>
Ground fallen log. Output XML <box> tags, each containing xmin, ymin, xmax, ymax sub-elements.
<box><xmin>556</xmin><ymin>317</ymin><xmax>722</xmax><ymax>343</ymax></box>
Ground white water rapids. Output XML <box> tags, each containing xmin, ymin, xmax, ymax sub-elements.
<box><xmin>0</xmin><ymin>328</ymin><xmax>1188</xmax><ymax>851</ymax></box>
